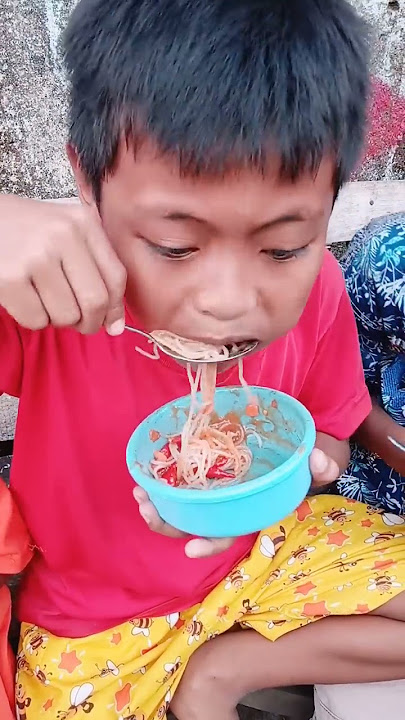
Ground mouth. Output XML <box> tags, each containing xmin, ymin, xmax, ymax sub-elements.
<box><xmin>182</xmin><ymin>336</ymin><xmax>260</xmax><ymax>363</ymax></box>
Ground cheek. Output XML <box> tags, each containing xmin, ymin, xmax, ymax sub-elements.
<box><xmin>262</xmin><ymin>251</ymin><xmax>324</xmax><ymax>328</ymax></box>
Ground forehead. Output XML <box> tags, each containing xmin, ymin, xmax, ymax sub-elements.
<box><xmin>102</xmin><ymin>139</ymin><xmax>335</xmax><ymax>223</ymax></box>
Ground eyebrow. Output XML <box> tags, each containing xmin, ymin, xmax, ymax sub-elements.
<box><xmin>162</xmin><ymin>209</ymin><xmax>322</xmax><ymax>234</ymax></box>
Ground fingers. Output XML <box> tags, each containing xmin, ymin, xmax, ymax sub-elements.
<box><xmin>310</xmin><ymin>448</ymin><xmax>340</xmax><ymax>487</ymax></box>
<box><xmin>85</xmin><ymin>219</ymin><xmax>127</xmax><ymax>335</ymax></box>
<box><xmin>61</xmin><ymin>238</ymin><xmax>112</xmax><ymax>335</ymax></box>
<box><xmin>31</xmin><ymin>261</ymin><xmax>81</xmax><ymax>328</ymax></box>
<box><xmin>133</xmin><ymin>487</ymin><xmax>235</xmax><ymax>556</ymax></box>
<box><xmin>0</xmin><ymin>279</ymin><xmax>49</xmax><ymax>330</ymax></box>
<box><xmin>0</xmin><ymin>196</ymin><xmax>126</xmax><ymax>336</ymax></box>
<box><xmin>133</xmin><ymin>488</ymin><xmax>187</xmax><ymax>539</ymax></box>
<box><xmin>185</xmin><ymin>536</ymin><xmax>235</xmax><ymax>559</ymax></box>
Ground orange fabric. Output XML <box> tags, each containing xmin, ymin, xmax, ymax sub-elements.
<box><xmin>0</xmin><ymin>482</ymin><xmax>32</xmax><ymax>719</ymax></box>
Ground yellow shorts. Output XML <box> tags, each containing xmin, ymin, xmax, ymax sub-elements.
<box><xmin>16</xmin><ymin>496</ymin><xmax>405</xmax><ymax>720</ymax></box>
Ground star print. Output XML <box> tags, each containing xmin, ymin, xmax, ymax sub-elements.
<box><xmin>373</xmin><ymin>559</ymin><xmax>395</xmax><ymax>571</ymax></box>
<box><xmin>361</xmin><ymin>519</ymin><xmax>373</xmax><ymax>528</ymax></box>
<box><xmin>43</xmin><ymin>699</ymin><xmax>53</xmax><ymax>711</ymax></box>
<box><xmin>115</xmin><ymin>682</ymin><xmax>132</xmax><ymax>713</ymax></box>
<box><xmin>58</xmin><ymin>651</ymin><xmax>81</xmax><ymax>674</ymax></box>
<box><xmin>327</xmin><ymin>530</ymin><xmax>350</xmax><ymax>547</ymax></box>
<box><xmin>355</xmin><ymin>604</ymin><xmax>370</xmax><ymax>614</ymax></box>
<box><xmin>302</xmin><ymin>601</ymin><xmax>330</xmax><ymax>618</ymax></box>
<box><xmin>111</xmin><ymin>633</ymin><xmax>122</xmax><ymax>645</ymax></box>
<box><xmin>294</xmin><ymin>581</ymin><xmax>316</xmax><ymax>597</ymax></box>
<box><xmin>307</xmin><ymin>527</ymin><xmax>320</xmax><ymax>537</ymax></box>
<box><xmin>296</xmin><ymin>500</ymin><xmax>313</xmax><ymax>522</ymax></box>
<box><xmin>217</xmin><ymin>606</ymin><xmax>229</xmax><ymax>618</ymax></box>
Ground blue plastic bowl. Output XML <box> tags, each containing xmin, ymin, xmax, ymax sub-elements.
<box><xmin>126</xmin><ymin>386</ymin><xmax>316</xmax><ymax>537</ymax></box>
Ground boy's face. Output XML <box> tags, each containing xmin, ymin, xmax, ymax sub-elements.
<box><xmin>73</xmin><ymin>140</ymin><xmax>335</xmax><ymax>352</ymax></box>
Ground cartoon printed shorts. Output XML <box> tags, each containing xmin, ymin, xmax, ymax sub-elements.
<box><xmin>16</xmin><ymin>495</ymin><xmax>405</xmax><ymax>719</ymax></box>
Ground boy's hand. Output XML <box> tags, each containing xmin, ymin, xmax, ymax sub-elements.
<box><xmin>0</xmin><ymin>195</ymin><xmax>126</xmax><ymax>335</ymax></box>
<box><xmin>133</xmin><ymin>446</ymin><xmax>341</xmax><ymax>558</ymax></box>
<box><xmin>309</xmin><ymin>447</ymin><xmax>341</xmax><ymax>488</ymax></box>
<box><xmin>133</xmin><ymin>487</ymin><xmax>235</xmax><ymax>558</ymax></box>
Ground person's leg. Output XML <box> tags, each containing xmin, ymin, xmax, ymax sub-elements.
<box><xmin>171</xmin><ymin>605</ymin><xmax>405</xmax><ymax>720</ymax></box>
<box><xmin>171</xmin><ymin>496</ymin><xmax>405</xmax><ymax>720</ymax></box>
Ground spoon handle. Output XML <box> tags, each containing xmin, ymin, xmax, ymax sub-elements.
<box><xmin>124</xmin><ymin>325</ymin><xmax>152</xmax><ymax>341</ymax></box>
<box><xmin>388</xmin><ymin>436</ymin><xmax>405</xmax><ymax>453</ymax></box>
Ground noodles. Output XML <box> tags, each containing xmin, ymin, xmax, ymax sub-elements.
<box><xmin>148</xmin><ymin>335</ymin><xmax>258</xmax><ymax>490</ymax></box>
<box><xmin>150</xmin><ymin>330</ymin><xmax>239</xmax><ymax>361</ymax></box>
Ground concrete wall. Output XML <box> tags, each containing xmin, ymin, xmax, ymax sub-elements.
<box><xmin>0</xmin><ymin>0</ymin><xmax>404</xmax><ymax>199</ymax></box>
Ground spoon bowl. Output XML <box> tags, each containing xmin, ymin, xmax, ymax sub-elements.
<box><xmin>124</xmin><ymin>326</ymin><xmax>259</xmax><ymax>364</ymax></box>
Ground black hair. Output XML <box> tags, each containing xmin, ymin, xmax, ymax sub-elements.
<box><xmin>63</xmin><ymin>0</ymin><xmax>370</xmax><ymax>200</ymax></box>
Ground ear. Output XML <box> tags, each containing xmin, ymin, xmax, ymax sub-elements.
<box><xmin>66</xmin><ymin>144</ymin><xmax>97</xmax><ymax>208</ymax></box>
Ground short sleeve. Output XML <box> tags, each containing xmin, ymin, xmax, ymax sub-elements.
<box><xmin>298</xmin><ymin>287</ymin><xmax>371</xmax><ymax>441</ymax></box>
<box><xmin>0</xmin><ymin>482</ymin><xmax>32</xmax><ymax>574</ymax></box>
<box><xmin>0</xmin><ymin>306</ymin><xmax>24</xmax><ymax>397</ymax></box>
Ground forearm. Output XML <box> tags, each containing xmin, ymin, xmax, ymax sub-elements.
<box><xmin>315</xmin><ymin>432</ymin><xmax>350</xmax><ymax>475</ymax></box>
<box><xmin>355</xmin><ymin>402</ymin><xmax>405</xmax><ymax>475</ymax></box>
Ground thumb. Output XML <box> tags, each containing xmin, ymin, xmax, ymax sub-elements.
<box><xmin>310</xmin><ymin>448</ymin><xmax>340</xmax><ymax>487</ymax></box>
<box><xmin>185</xmin><ymin>536</ymin><xmax>235</xmax><ymax>559</ymax></box>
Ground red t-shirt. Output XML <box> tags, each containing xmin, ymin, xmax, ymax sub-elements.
<box><xmin>0</xmin><ymin>251</ymin><xmax>370</xmax><ymax>638</ymax></box>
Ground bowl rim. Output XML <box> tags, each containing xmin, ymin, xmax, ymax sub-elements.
<box><xmin>126</xmin><ymin>386</ymin><xmax>316</xmax><ymax>504</ymax></box>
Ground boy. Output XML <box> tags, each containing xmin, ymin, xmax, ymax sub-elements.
<box><xmin>0</xmin><ymin>1</ymin><xmax>405</xmax><ymax>718</ymax></box>
<box><xmin>338</xmin><ymin>214</ymin><xmax>405</xmax><ymax>510</ymax></box>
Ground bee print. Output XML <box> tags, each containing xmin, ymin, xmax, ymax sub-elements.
<box><xmin>268</xmin><ymin>619</ymin><xmax>287</xmax><ymax>630</ymax></box>
<box><xmin>382</xmin><ymin>513</ymin><xmax>405</xmax><ymax>527</ymax></box>
<box><xmin>368</xmin><ymin>574</ymin><xmax>402</xmax><ymax>594</ymax></box>
<box><xmin>225</xmin><ymin>567</ymin><xmax>250</xmax><ymax>590</ymax></box>
<box><xmin>25</xmin><ymin>628</ymin><xmax>49</xmax><ymax>655</ymax></box>
<box><xmin>259</xmin><ymin>527</ymin><xmax>286</xmax><ymax>558</ymax></box>
<box><xmin>185</xmin><ymin>614</ymin><xmax>204</xmax><ymax>645</ymax></box>
<box><xmin>287</xmin><ymin>545</ymin><xmax>316</xmax><ymax>566</ymax></box>
<box><xmin>162</xmin><ymin>656</ymin><xmax>182</xmax><ymax>682</ymax></box>
<box><xmin>16</xmin><ymin>684</ymin><xmax>32</xmax><ymax>720</ymax></box>
<box><xmin>288</xmin><ymin>570</ymin><xmax>309</xmax><ymax>583</ymax></box>
<box><xmin>157</xmin><ymin>690</ymin><xmax>172</xmax><ymax>719</ymax></box>
<box><xmin>332</xmin><ymin>553</ymin><xmax>362</xmax><ymax>573</ymax></box>
<box><xmin>335</xmin><ymin>582</ymin><xmax>353</xmax><ymax>592</ymax></box>
<box><xmin>365</xmin><ymin>532</ymin><xmax>403</xmax><ymax>545</ymax></box>
<box><xmin>265</xmin><ymin>568</ymin><xmax>286</xmax><ymax>586</ymax></box>
<box><xmin>241</xmin><ymin>598</ymin><xmax>260</xmax><ymax>614</ymax></box>
<box><xmin>322</xmin><ymin>507</ymin><xmax>354</xmax><ymax>526</ymax></box>
<box><xmin>166</xmin><ymin>613</ymin><xmax>184</xmax><ymax>630</ymax></box>
<box><xmin>130</xmin><ymin>618</ymin><xmax>153</xmax><ymax>637</ymax></box>
<box><xmin>93</xmin><ymin>660</ymin><xmax>122</xmax><ymax>679</ymax></box>
<box><xmin>57</xmin><ymin>683</ymin><xmax>94</xmax><ymax>718</ymax></box>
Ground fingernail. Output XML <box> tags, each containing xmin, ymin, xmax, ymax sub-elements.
<box><xmin>107</xmin><ymin>318</ymin><xmax>125</xmax><ymax>336</ymax></box>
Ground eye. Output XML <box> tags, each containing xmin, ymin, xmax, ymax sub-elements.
<box><xmin>263</xmin><ymin>247</ymin><xmax>306</xmax><ymax>262</ymax></box>
<box><xmin>140</xmin><ymin>236</ymin><xmax>197</xmax><ymax>260</ymax></box>
<box><xmin>154</xmin><ymin>246</ymin><xmax>197</xmax><ymax>259</ymax></box>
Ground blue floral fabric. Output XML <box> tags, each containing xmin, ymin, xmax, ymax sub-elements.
<box><xmin>336</xmin><ymin>213</ymin><xmax>405</xmax><ymax>514</ymax></box>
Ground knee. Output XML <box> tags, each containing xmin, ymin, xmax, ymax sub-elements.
<box><xmin>171</xmin><ymin>642</ymin><xmax>235</xmax><ymax>720</ymax></box>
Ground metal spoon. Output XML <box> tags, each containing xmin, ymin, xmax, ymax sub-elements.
<box><xmin>124</xmin><ymin>325</ymin><xmax>258</xmax><ymax>364</ymax></box>
<box><xmin>388</xmin><ymin>436</ymin><xmax>405</xmax><ymax>453</ymax></box>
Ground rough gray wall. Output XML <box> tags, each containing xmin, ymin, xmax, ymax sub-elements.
<box><xmin>0</xmin><ymin>0</ymin><xmax>404</xmax><ymax>199</ymax></box>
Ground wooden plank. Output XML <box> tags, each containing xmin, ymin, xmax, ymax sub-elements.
<box><xmin>327</xmin><ymin>180</ymin><xmax>404</xmax><ymax>246</ymax></box>
<box><xmin>50</xmin><ymin>179</ymin><xmax>405</xmax><ymax>246</ymax></box>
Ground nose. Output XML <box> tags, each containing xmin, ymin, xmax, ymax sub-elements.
<box><xmin>193</xmin><ymin>254</ymin><xmax>257</xmax><ymax>322</ymax></box>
